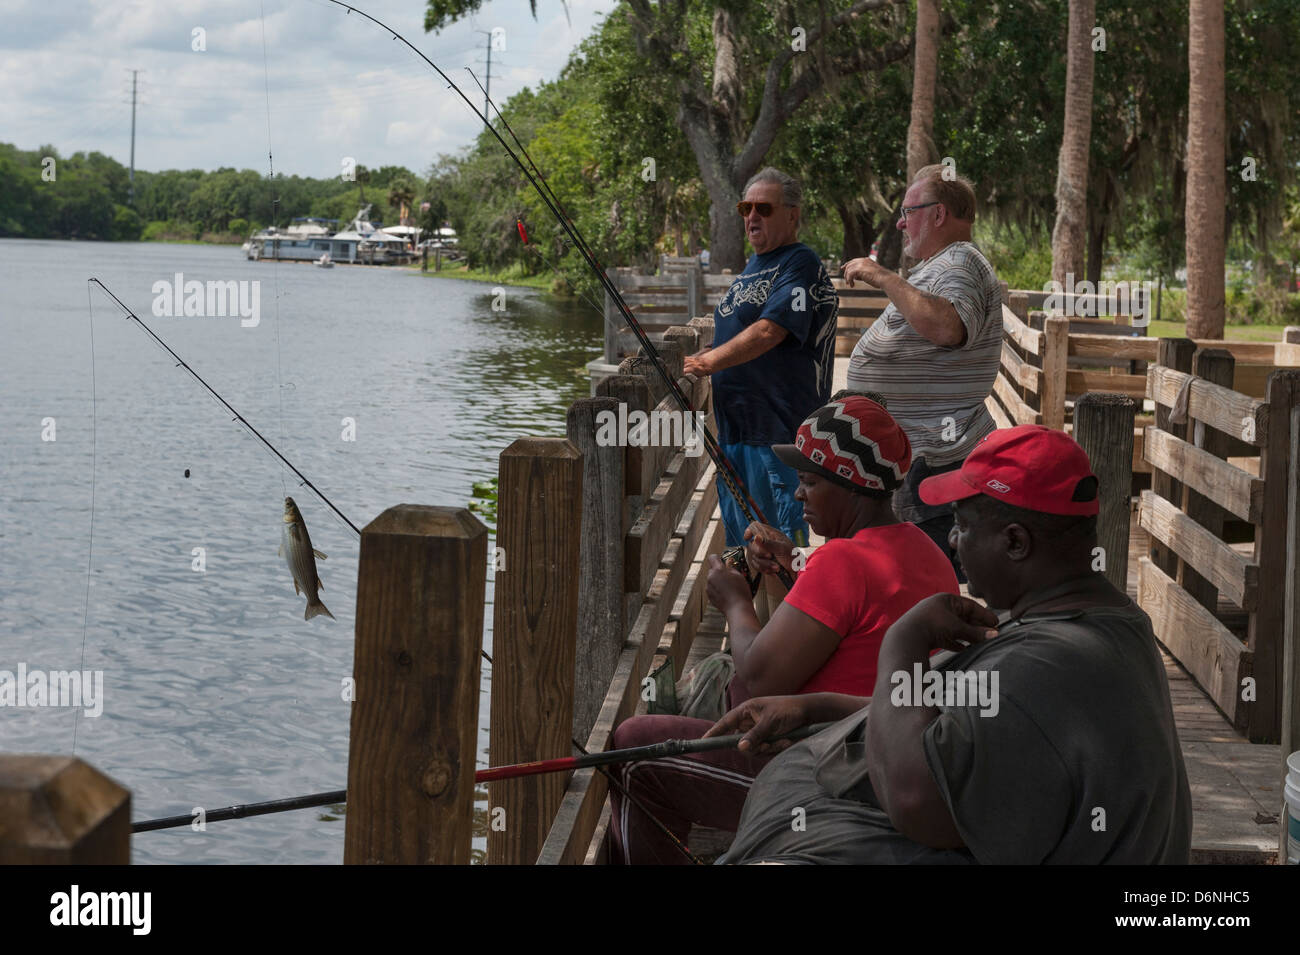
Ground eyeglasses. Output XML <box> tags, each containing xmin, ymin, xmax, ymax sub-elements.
<box><xmin>900</xmin><ymin>201</ymin><xmax>940</xmax><ymax>222</ymax></box>
<box><xmin>736</xmin><ymin>200</ymin><xmax>779</xmax><ymax>217</ymax></box>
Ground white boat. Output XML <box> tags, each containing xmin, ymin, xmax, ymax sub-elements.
<box><xmin>314</xmin><ymin>252</ymin><xmax>334</xmax><ymax>268</ymax></box>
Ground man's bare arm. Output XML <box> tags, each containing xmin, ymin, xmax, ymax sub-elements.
<box><xmin>684</xmin><ymin>319</ymin><xmax>788</xmax><ymax>376</ymax></box>
<box><xmin>842</xmin><ymin>257</ymin><xmax>966</xmax><ymax>347</ymax></box>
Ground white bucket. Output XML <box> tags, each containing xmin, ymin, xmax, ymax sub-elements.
<box><xmin>1286</xmin><ymin>750</ymin><xmax>1300</xmax><ymax>865</ymax></box>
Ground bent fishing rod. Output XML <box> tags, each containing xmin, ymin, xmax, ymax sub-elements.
<box><xmin>132</xmin><ymin>722</ymin><xmax>831</xmax><ymax>832</ymax></box>
<box><xmin>323</xmin><ymin>0</ymin><xmax>795</xmax><ymax>590</ymax></box>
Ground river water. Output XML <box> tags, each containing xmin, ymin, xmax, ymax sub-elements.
<box><xmin>0</xmin><ymin>239</ymin><xmax>601</xmax><ymax>863</ymax></box>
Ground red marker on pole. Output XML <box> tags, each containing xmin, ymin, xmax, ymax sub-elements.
<box><xmin>516</xmin><ymin>219</ymin><xmax>528</xmax><ymax>244</ymax></box>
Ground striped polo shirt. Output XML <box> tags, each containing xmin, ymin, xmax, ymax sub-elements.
<box><xmin>845</xmin><ymin>241</ymin><xmax>1002</xmax><ymax>466</ymax></box>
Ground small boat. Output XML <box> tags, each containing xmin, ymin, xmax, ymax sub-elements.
<box><xmin>315</xmin><ymin>252</ymin><xmax>334</xmax><ymax>269</ymax></box>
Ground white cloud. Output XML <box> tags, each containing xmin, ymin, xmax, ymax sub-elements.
<box><xmin>1</xmin><ymin>0</ymin><xmax>618</xmax><ymax>177</ymax></box>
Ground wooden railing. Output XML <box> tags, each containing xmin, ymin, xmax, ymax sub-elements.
<box><xmin>485</xmin><ymin>322</ymin><xmax>724</xmax><ymax>864</ymax></box>
<box><xmin>1136</xmin><ymin>355</ymin><xmax>1300</xmax><ymax>742</ymax></box>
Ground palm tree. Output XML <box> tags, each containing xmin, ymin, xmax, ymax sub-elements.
<box><xmin>387</xmin><ymin>178</ymin><xmax>416</xmax><ymax>226</ymax></box>
<box><xmin>1185</xmin><ymin>0</ymin><xmax>1226</xmax><ymax>339</ymax></box>
<box><xmin>905</xmin><ymin>0</ymin><xmax>940</xmax><ymax>183</ymax></box>
<box><xmin>1050</xmin><ymin>0</ymin><xmax>1096</xmax><ymax>290</ymax></box>
<box><xmin>902</xmin><ymin>0</ymin><xmax>940</xmax><ymax>271</ymax></box>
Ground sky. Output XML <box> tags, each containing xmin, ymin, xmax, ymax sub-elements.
<box><xmin>1</xmin><ymin>0</ymin><xmax>619</xmax><ymax>179</ymax></box>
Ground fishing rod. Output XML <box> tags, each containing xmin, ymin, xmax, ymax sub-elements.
<box><xmin>131</xmin><ymin>722</ymin><xmax>831</xmax><ymax>833</ymax></box>
<box><xmin>322</xmin><ymin>0</ymin><xmax>795</xmax><ymax>590</ymax></box>
<box><xmin>87</xmin><ymin>277</ymin><xmax>362</xmax><ymax>538</ymax></box>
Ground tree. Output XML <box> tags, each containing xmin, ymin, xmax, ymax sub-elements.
<box><xmin>1185</xmin><ymin>0</ymin><xmax>1226</xmax><ymax>338</ymax></box>
<box><xmin>1050</xmin><ymin>0</ymin><xmax>1096</xmax><ymax>288</ymax></box>
<box><xmin>905</xmin><ymin>0</ymin><xmax>939</xmax><ymax>183</ymax></box>
<box><xmin>387</xmin><ymin>177</ymin><xmax>417</xmax><ymax>225</ymax></box>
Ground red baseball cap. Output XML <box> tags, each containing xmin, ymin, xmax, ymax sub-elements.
<box><xmin>772</xmin><ymin>396</ymin><xmax>911</xmax><ymax>493</ymax></box>
<box><xmin>919</xmin><ymin>425</ymin><xmax>1099</xmax><ymax>516</ymax></box>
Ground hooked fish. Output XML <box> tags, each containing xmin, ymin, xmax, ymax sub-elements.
<box><xmin>279</xmin><ymin>496</ymin><xmax>334</xmax><ymax>621</ymax></box>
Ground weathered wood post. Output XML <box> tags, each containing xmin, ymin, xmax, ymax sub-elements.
<box><xmin>566</xmin><ymin>398</ymin><xmax>626</xmax><ymax>745</ymax></box>
<box><xmin>1178</xmin><ymin>349</ymin><xmax>1235</xmax><ymax>613</ymax></box>
<box><xmin>345</xmin><ymin>505</ymin><xmax>486</xmax><ymax>865</ymax></box>
<box><xmin>1073</xmin><ymin>394</ymin><xmax>1137</xmax><ymax>592</ymax></box>
<box><xmin>1283</xmin><ymin>400</ymin><xmax>1300</xmax><ymax>859</ymax></box>
<box><xmin>1040</xmin><ymin>314</ymin><xmax>1070</xmax><ymax>431</ymax></box>
<box><xmin>1150</xmin><ymin>338</ymin><xmax>1196</xmax><ymax>576</ymax></box>
<box><xmin>1008</xmin><ymin>291</ymin><xmax>1029</xmax><ymax>323</ymax></box>
<box><xmin>1250</xmin><ymin>371</ymin><xmax>1300</xmax><ymax>742</ymax></box>
<box><xmin>0</xmin><ymin>756</ymin><xmax>130</xmax><ymax>863</ymax></box>
<box><xmin>487</xmin><ymin>438</ymin><xmax>583</xmax><ymax>864</ymax></box>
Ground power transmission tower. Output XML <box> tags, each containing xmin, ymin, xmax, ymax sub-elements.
<box><xmin>127</xmin><ymin>69</ymin><xmax>141</xmax><ymax>204</ymax></box>
<box><xmin>474</xmin><ymin>30</ymin><xmax>500</xmax><ymax>118</ymax></box>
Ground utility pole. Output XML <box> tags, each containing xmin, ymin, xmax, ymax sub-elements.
<box><xmin>475</xmin><ymin>30</ymin><xmax>498</xmax><ymax>118</ymax></box>
<box><xmin>127</xmin><ymin>69</ymin><xmax>139</xmax><ymax>204</ymax></box>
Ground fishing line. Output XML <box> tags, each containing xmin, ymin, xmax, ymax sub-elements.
<box><xmin>73</xmin><ymin>284</ymin><xmax>101</xmax><ymax>755</ymax></box>
<box><xmin>86</xmin><ymin>279</ymin><xmax>362</xmax><ymax>537</ymax></box>
<box><xmin>313</xmin><ymin>1</ymin><xmax>788</xmax><ymax>583</ymax></box>
<box><xmin>259</xmin><ymin>0</ymin><xmax>290</xmax><ymax>501</ymax></box>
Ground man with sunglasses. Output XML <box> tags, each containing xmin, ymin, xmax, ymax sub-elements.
<box><xmin>684</xmin><ymin>167</ymin><xmax>838</xmax><ymax>553</ymax></box>
<box><xmin>840</xmin><ymin>165</ymin><xmax>1004</xmax><ymax>580</ymax></box>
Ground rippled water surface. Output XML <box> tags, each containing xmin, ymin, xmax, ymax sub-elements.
<box><xmin>0</xmin><ymin>239</ymin><xmax>600</xmax><ymax>863</ymax></box>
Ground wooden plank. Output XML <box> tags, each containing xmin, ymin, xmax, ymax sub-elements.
<box><xmin>1179</xmin><ymin>349</ymin><xmax>1236</xmax><ymax>613</ymax></box>
<box><xmin>567</xmin><ymin>397</ymin><xmax>627</xmax><ymax>744</ymax></box>
<box><xmin>1065</xmin><ymin>369</ymin><xmax>1147</xmax><ymax>398</ymax></box>
<box><xmin>985</xmin><ymin>392</ymin><xmax>1012</xmax><ymax>430</ymax></box>
<box><xmin>1147</xmin><ymin>364</ymin><xmax>1268</xmax><ymax>449</ymax></box>
<box><xmin>992</xmin><ymin>370</ymin><xmax>1041</xmax><ymax>425</ymax></box>
<box><xmin>1182</xmin><ymin>740</ymin><xmax>1282</xmax><ymax>863</ymax></box>
<box><xmin>635</xmin><ymin>378</ymin><xmax>701</xmax><ymax>495</ymax></box>
<box><xmin>1149</xmin><ymin>340</ymin><xmax>1197</xmax><ymax>575</ymax></box>
<box><xmin>1001</xmin><ymin>303</ymin><xmax>1044</xmax><ymax>356</ymax></box>
<box><xmin>537</xmin><ymin>505</ymin><xmax>698</xmax><ymax>865</ymax></box>
<box><xmin>625</xmin><ymin>451</ymin><xmax>703</xmax><ymax>594</ymax></box>
<box><xmin>1246</xmin><ymin>370</ymin><xmax>1300</xmax><ymax>742</ymax></box>
<box><xmin>1139</xmin><ymin>491</ymin><xmax>1257</xmax><ymax>612</ymax></box>
<box><xmin>1142</xmin><ymin>427</ymin><xmax>1264</xmax><ymax>524</ymax></box>
<box><xmin>1231</xmin><ymin>364</ymin><xmax>1276</xmax><ymax>399</ymax></box>
<box><xmin>1040</xmin><ymin>315</ymin><xmax>1069</xmax><ymax>430</ymax></box>
<box><xmin>487</xmin><ymin>438</ymin><xmax>583</xmax><ymax>866</ymax></box>
<box><xmin>1001</xmin><ymin>340</ymin><xmax>1043</xmax><ymax>394</ymax></box>
<box><xmin>595</xmin><ymin>373</ymin><xmax>653</xmax><ymax>530</ymax></box>
<box><xmin>346</xmin><ymin>506</ymin><xmax>486</xmax><ymax>865</ymax></box>
<box><xmin>1069</xmin><ymin>334</ymin><xmax>1159</xmax><ymax>361</ymax></box>
<box><xmin>669</xmin><ymin>514</ymin><xmax>724</xmax><ymax>680</ymax></box>
<box><xmin>1193</xmin><ymin>340</ymin><xmax>1279</xmax><ymax>363</ymax></box>
<box><xmin>1074</xmin><ymin>394</ymin><xmax>1136</xmax><ymax>591</ymax></box>
<box><xmin>1138</xmin><ymin>558</ymin><xmax>1251</xmax><ymax>731</ymax></box>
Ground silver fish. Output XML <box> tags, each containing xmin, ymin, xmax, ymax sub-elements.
<box><xmin>279</xmin><ymin>496</ymin><xmax>334</xmax><ymax>621</ymax></box>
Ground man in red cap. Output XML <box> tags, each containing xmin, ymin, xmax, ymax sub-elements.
<box><xmin>711</xmin><ymin>425</ymin><xmax>1192</xmax><ymax>864</ymax></box>
<box><xmin>606</xmin><ymin>392</ymin><xmax>959</xmax><ymax>864</ymax></box>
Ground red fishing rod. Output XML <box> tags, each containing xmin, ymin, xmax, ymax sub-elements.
<box><xmin>324</xmin><ymin>0</ymin><xmax>796</xmax><ymax>590</ymax></box>
<box><xmin>131</xmin><ymin>723</ymin><xmax>832</xmax><ymax>833</ymax></box>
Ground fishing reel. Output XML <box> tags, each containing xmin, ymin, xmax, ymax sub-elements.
<box><xmin>720</xmin><ymin>545</ymin><xmax>762</xmax><ymax>597</ymax></box>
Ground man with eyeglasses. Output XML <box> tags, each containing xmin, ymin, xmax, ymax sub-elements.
<box><xmin>838</xmin><ymin>165</ymin><xmax>1004</xmax><ymax>580</ymax></box>
<box><xmin>684</xmin><ymin>167</ymin><xmax>838</xmax><ymax>555</ymax></box>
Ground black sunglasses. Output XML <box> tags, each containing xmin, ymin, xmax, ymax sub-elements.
<box><xmin>736</xmin><ymin>200</ymin><xmax>779</xmax><ymax>217</ymax></box>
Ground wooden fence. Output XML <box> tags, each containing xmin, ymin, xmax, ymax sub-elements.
<box><xmin>1135</xmin><ymin>354</ymin><xmax>1300</xmax><ymax>742</ymax></box>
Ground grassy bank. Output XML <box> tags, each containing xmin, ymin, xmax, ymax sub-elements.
<box><xmin>1145</xmin><ymin>320</ymin><xmax>1292</xmax><ymax>342</ymax></box>
<box><xmin>409</xmin><ymin>261</ymin><xmax>555</xmax><ymax>291</ymax></box>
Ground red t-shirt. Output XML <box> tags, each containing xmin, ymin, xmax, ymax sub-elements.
<box><xmin>782</xmin><ymin>522</ymin><xmax>960</xmax><ymax>696</ymax></box>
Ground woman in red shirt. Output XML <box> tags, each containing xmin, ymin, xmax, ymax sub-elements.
<box><xmin>718</xmin><ymin>394</ymin><xmax>959</xmax><ymax>705</ymax></box>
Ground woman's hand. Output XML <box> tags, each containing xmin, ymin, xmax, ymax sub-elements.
<box><xmin>705</xmin><ymin>554</ymin><xmax>755</xmax><ymax>614</ymax></box>
<box><xmin>743</xmin><ymin>522</ymin><xmax>794</xmax><ymax>577</ymax></box>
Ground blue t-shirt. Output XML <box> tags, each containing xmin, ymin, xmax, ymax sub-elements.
<box><xmin>711</xmin><ymin>243</ymin><xmax>838</xmax><ymax>445</ymax></box>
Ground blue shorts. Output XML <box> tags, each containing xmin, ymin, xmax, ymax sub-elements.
<box><xmin>716</xmin><ymin>442</ymin><xmax>809</xmax><ymax>548</ymax></box>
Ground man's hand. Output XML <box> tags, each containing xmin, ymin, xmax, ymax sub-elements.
<box><xmin>705</xmin><ymin>554</ymin><xmax>754</xmax><ymax>614</ymax></box>
<box><xmin>683</xmin><ymin>350</ymin><xmax>713</xmax><ymax>377</ymax></box>
<box><xmin>841</xmin><ymin>256</ymin><xmax>891</xmax><ymax>289</ymax></box>
<box><xmin>884</xmin><ymin>592</ymin><xmax>1000</xmax><ymax>658</ymax></box>
<box><xmin>704</xmin><ymin>695</ymin><xmax>816</xmax><ymax>754</ymax></box>
<box><xmin>742</xmin><ymin>522</ymin><xmax>794</xmax><ymax>577</ymax></box>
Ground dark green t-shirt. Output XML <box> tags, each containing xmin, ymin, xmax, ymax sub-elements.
<box><xmin>722</xmin><ymin>600</ymin><xmax>1192</xmax><ymax>864</ymax></box>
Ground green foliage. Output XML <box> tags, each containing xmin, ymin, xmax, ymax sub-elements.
<box><xmin>972</xmin><ymin>223</ymin><xmax>1054</xmax><ymax>292</ymax></box>
<box><xmin>467</xmin><ymin>476</ymin><xmax>498</xmax><ymax>529</ymax></box>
